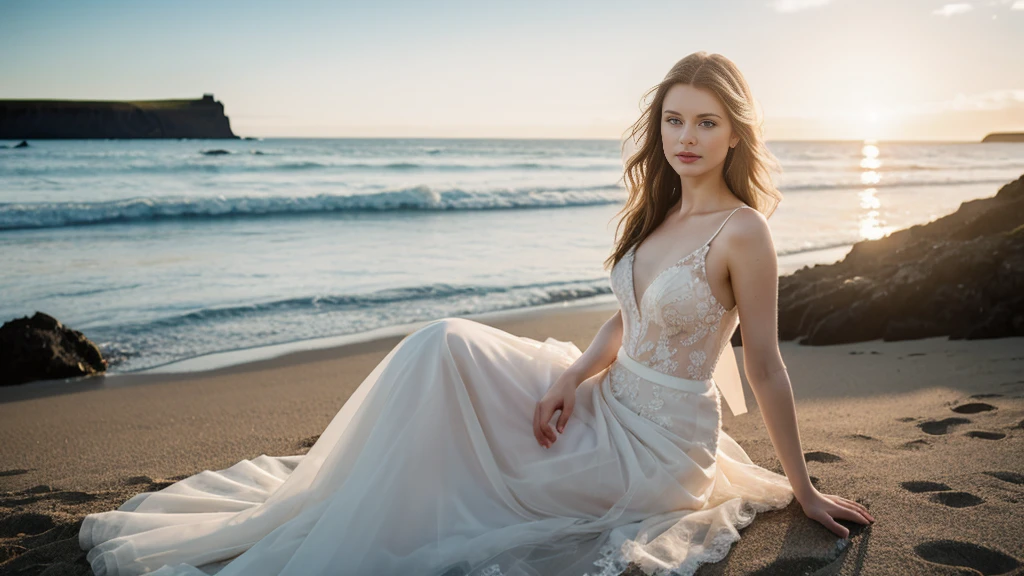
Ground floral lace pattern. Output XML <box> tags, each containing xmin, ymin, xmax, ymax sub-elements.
<box><xmin>622</xmin><ymin>244</ymin><xmax>732</xmax><ymax>381</ymax></box>
<box><xmin>606</xmin><ymin>363</ymin><xmax>720</xmax><ymax>450</ymax></box>
<box><xmin>607</xmin><ymin>209</ymin><xmax>749</xmax><ymax>393</ymax></box>
<box><xmin>605</xmin><ymin>207</ymin><xmax>749</xmax><ymax>436</ymax></box>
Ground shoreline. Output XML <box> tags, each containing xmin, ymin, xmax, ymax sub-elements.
<box><xmin>3</xmin><ymin>243</ymin><xmax>855</xmax><ymax>398</ymax></box>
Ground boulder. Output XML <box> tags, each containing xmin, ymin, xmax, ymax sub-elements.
<box><xmin>731</xmin><ymin>173</ymin><xmax>1024</xmax><ymax>347</ymax></box>
<box><xmin>0</xmin><ymin>312</ymin><xmax>107</xmax><ymax>386</ymax></box>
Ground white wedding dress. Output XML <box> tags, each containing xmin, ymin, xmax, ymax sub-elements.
<box><xmin>79</xmin><ymin>206</ymin><xmax>795</xmax><ymax>576</ymax></box>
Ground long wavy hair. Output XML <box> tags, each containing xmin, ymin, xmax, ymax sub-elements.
<box><xmin>604</xmin><ymin>51</ymin><xmax>783</xmax><ymax>271</ymax></box>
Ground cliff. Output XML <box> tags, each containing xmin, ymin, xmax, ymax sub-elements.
<box><xmin>981</xmin><ymin>132</ymin><xmax>1024</xmax><ymax>143</ymax></box>
<box><xmin>0</xmin><ymin>94</ymin><xmax>237</xmax><ymax>139</ymax></box>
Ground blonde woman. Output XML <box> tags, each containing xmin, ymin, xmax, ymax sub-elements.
<box><xmin>79</xmin><ymin>52</ymin><xmax>874</xmax><ymax>576</ymax></box>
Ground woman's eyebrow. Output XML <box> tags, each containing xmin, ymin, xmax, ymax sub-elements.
<box><xmin>663</xmin><ymin>110</ymin><xmax>722</xmax><ymax>118</ymax></box>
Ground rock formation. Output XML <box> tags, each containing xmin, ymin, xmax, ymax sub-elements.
<box><xmin>0</xmin><ymin>312</ymin><xmax>107</xmax><ymax>386</ymax></box>
<box><xmin>0</xmin><ymin>94</ymin><xmax>236</xmax><ymax>139</ymax></box>
<box><xmin>732</xmin><ymin>173</ymin><xmax>1024</xmax><ymax>347</ymax></box>
<box><xmin>981</xmin><ymin>133</ymin><xmax>1024</xmax><ymax>143</ymax></box>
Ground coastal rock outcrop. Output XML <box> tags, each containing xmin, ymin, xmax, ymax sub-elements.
<box><xmin>732</xmin><ymin>173</ymin><xmax>1024</xmax><ymax>347</ymax></box>
<box><xmin>981</xmin><ymin>132</ymin><xmax>1024</xmax><ymax>143</ymax></box>
<box><xmin>0</xmin><ymin>312</ymin><xmax>107</xmax><ymax>386</ymax></box>
<box><xmin>0</xmin><ymin>94</ymin><xmax>236</xmax><ymax>139</ymax></box>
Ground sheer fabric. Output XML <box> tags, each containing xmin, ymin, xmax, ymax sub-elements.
<box><xmin>615</xmin><ymin>206</ymin><xmax>751</xmax><ymax>418</ymax></box>
<box><xmin>79</xmin><ymin>208</ymin><xmax>794</xmax><ymax>576</ymax></box>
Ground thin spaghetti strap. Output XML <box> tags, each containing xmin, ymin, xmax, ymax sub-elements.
<box><xmin>704</xmin><ymin>206</ymin><xmax>749</xmax><ymax>247</ymax></box>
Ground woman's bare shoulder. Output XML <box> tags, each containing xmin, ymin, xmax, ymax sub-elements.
<box><xmin>723</xmin><ymin>206</ymin><xmax>774</xmax><ymax>254</ymax></box>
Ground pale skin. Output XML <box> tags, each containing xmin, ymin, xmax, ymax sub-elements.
<box><xmin>532</xmin><ymin>83</ymin><xmax>875</xmax><ymax>539</ymax></box>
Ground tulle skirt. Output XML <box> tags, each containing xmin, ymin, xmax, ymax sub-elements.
<box><xmin>79</xmin><ymin>317</ymin><xmax>794</xmax><ymax>576</ymax></box>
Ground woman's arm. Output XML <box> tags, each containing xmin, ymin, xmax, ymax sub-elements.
<box><xmin>727</xmin><ymin>209</ymin><xmax>874</xmax><ymax>537</ymax></box>
<box><xmin>562</xmin><ymin>309</ymin><xmax>624</xmax><ymax>388</ymax></box>
<box><xmin>533</xmin><ymin>310</ymin><xmax>623</xmax><ymax>448</ymax></box>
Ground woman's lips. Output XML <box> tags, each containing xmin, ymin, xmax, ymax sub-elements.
<box><xmin>677</xmin><ymin>154</ymin><xmax>701</xmax><ymax>163</ymax></box>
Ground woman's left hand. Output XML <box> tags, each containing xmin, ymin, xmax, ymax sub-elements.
<box><xmin>797</xmin><ymin>487</ymin><xmax>875</xmax><ymax>538</ymax></box>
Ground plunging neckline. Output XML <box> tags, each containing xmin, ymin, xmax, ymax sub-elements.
<box><xmin>628</xmin><ymin>242</ymin><xmax>709</xmax><ymax>325</ymax></box>
<box><xmin>624</xmin><ymin>205</ymin><xmax>748</xmax><ymax>327</ymax></box>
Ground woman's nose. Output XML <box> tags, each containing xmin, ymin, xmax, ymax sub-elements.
<box><xmin>678</xmin><ymin>127</ymin><xmax>696</xmax><ymax>144</ymax></box>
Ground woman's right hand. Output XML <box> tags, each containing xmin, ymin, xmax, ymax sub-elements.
<box><xmin>798</xmin><ymin>487</ymin><xmax>875</xmax><ymax>538</ymax></box>
<box><xmin>532</xmin><ymin>369</ymin><xmax>581</xmax><ymax>448</ymax></box>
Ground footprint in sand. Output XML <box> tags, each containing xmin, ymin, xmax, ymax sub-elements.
<box><xmin>964</xmin><ymin>430</ymin><xmax>1006</xmax><ymax>440</ymax></box>
<box><xmin>899</xmin><ymin>480</ymin><xmax>984</xmax><ymax>508</ymax></box>
<box><xmin>896</xmin><ymin>416</ymin><xmax>917</xmax><ymax>423</ymax></box>
<box><xmin>900</xmin><ymin>480</ymin><xmax>952</xmax><ymax>493</ymax></box>
<box><xmin>0</xmin><ymin>485</ymin><xmax>97</xmax><ymax>507</ymax></box>
<box><xmin>901</xmin><ymin>439</ymin><xmax>930</xmax><ymax>450</ymax></box>
<box><xmin>984</xmin><ymin>471</ymin><xmax>1024</xmax><ymax>485</ymax></box>
<box><xmin>914</xmin><ymin>540</ymin><xmax>1020</xmax><ymax>574</ymax></box>
<box><xmin>918</xmin><ymin>417</ymin><xmax>971</xmax><ymax>435</ymax></box>
<box><xmin>804</xmin><ymin>451</ymin><xmax>842</xmax><ymax>463</ymax></box>
<box><xmin>951</xmin><ymin>402</ymin><xmax>996</xmax><ymax>414</ymax></box>
<box><xmin>0</xmin><ymin>469</ymin><xmax>30</xmax><ymax>478</ymax></box>
<box><xmin>846</xmin><ymin>433</ymin><xmax>879</xmax><ymax>441</ymax></box>
<box><xmin>930</xmin><ymin>491</ymin><xmax>985</xmax><ymax>508</ymax></box>
<box><xmin>0</xmin><ymin>511</ymin><xmax>55</xmax><ymax>538</ymax></box>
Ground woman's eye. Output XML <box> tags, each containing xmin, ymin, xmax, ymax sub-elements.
<box><xmin>666</xmin><ymin>118</ymin><xmax>716</xmax><ymax>127</ymax></box>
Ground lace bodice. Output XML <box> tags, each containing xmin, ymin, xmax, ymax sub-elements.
<box><xmin>606</xmin><ymin>207</ymin><xmax>749</xmax><ymax>431</ymax></box>
<box><xmin>611</xmin><ymin>207</ymin><xmax>747</xmax><ymax>381</ymax></box>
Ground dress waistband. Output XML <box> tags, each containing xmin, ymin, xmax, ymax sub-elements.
<box><xmin>615</xmin><ymin>346</ymin><xmax>712</xmax><ymax>394</ymax></box>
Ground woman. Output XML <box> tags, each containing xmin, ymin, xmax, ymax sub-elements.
<box><xmin>79</xmin><ymin>52</ymin><xmax>874</xmax><ymax>576</ymax></box>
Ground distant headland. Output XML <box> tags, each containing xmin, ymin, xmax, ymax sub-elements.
<box><xmin>0</xmin><ymin>93</ymin><xmax>237</xmax><ymax>139</ymax></box>
<box><xmin>981</xmin><ymin>132</ymin><xmax>1024</xmax><ymax>143</ymax></box>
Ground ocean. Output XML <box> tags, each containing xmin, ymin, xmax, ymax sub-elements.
<box><xmin>1</xmin><ymin>138</ymin><xmax>1021</xmax><ymax>374</ymax></box>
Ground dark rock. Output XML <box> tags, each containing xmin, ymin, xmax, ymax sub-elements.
<box><xmin>0</xmin><ymin>95</ymin><xmax>236</xmax><ymax>139</ymax></box>
<box><xmin>14</xmin><ymin>139</ymin><xmax>29</xmax><ymax>148</ymax></box>
<box><xmin>0</xmin><ymin>312</ymin><xmax>107</xmax><ymax>386</ymax></box>
<box><xmin>201</xmin><ymin>149</ymin><xmax>231</xmax><ymax>155</ymax></box>
<box><xmin>775</xmin><ymin>173</ymin><xmax>1024</xmax><ymax>346</ymax></box>
<box><xmin>982</xmin><ymin>132</ymin><xmax>1024</xmax><ymax>142</ymax></box>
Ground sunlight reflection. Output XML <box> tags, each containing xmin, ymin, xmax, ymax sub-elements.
<box><xmin>858</xmin><ymin>141</ymin><xmax>890</xmax><ymax>240</ymax></box>
<box><xmin>860</xmin><ymin>171</ymin><xmax>880</xmax><ymax>185</ymax></box>
<box><xmin>860</xmin><ymin>157</ymin><xmax>881</xmax><ymax>170</ymax></box>
<box><xmin>858</xmin><ymin>188</ymin><xmax>881</xmax><ymax>210</ymax></box>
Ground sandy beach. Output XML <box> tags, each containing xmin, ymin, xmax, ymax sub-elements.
<box><xmin>1</xmin><ymin>299</ymin><xmax>1022</xmax><ymax>575</ymax></box>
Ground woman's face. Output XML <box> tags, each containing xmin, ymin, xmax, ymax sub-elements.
<box><xmin>661</xmin><ymin>83</ymin><xmax>739</xmax><ymax>176</ymax></box>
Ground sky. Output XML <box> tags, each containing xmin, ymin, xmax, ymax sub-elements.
<box><xmin>2</xmin><ymin>0</ymin><xmax>1023</xmax><ymax>141</ymax></box>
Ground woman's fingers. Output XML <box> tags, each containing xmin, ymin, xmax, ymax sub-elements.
<box><xmin>841</xmin><ymin>498</ymin><xmax>875</xmax><ymax>522</ymax></box>
<box><xmin>836</xmin><ymin>504</ymin><xmax>870</xmax><ymax>525</ymax></box>
<box><xmin>533</xmin><ymin>403</ymin><xmax>546</xmax><ymax>447</ymax></box>
<box><xmin>825</xmin><ymin>515</ymin><xmax>850</xmax><ymax>539</ymax></box>
<box><xmin>556</xmin><ymin>394</ymin><xmax>574</xmax><ymax>434</ymax></box>
<box><xmin>533</xmin><ymin>400</ymin><xmax>558</xmax><ymax>448</ymax></box>
<box><xmin>542</xmin><ymin>404</ymin><xmax>558</xmax><ymax>443</ymax></box>
<box><xmin>831</xmin><ymin>495</ymin><xmax>874</xmax><ymax>523</ymax></box>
